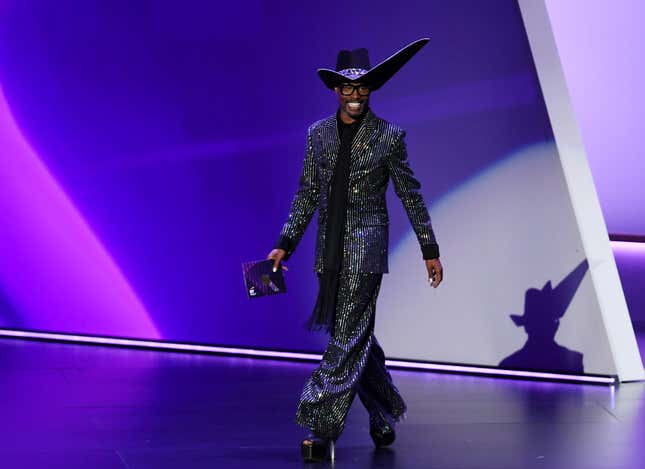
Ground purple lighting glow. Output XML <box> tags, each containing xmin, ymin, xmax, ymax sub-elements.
<box><xmin>0</xmin><ymin>84</ymin><xmax>159</xmax><ymax>338</ymax></box>
<box><xmin>611</xmin><ymin>240</ymin><xmax>645</xmax><ymax>327</ymax></box>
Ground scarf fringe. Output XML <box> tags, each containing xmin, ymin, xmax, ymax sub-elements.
<box><xmin>306</xmin><ymin>270</ymin><xmax>340</xmax><ymax>334</ymax></box>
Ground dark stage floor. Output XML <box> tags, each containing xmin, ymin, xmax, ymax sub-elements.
<box><xmin>1</xmin><ymin>334</ymin><xmax>645</xmax><ymax>469</ymax></box>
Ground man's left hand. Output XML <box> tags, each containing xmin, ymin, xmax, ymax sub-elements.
<box><xmin>425</xmin><ymin>258</ymin><xmax>443</xmax><ymax>288</ymax></box>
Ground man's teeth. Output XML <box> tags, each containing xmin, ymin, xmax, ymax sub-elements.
<box><xmin>348</xmin><ymin>103</ymin><xmax>361</xmax><ymax>109</ymax></box>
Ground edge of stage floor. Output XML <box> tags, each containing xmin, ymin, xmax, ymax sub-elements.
<box><xmin>0</xmin><ymin>328</ymin><xmax>619</xmax><ymax>386</ymax></box>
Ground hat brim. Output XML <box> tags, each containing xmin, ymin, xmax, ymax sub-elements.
<box><xmin>510</xmin><ymin>314</ymin><xmax>526</xmax><ymax>327</ymax></box>
<box><xmin>317</xmin><ymin>37</ymin><xmax>430</xmax><ymax>91</ymax></box>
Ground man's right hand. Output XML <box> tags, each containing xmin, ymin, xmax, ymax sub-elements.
<box><xmin>266</xmin><ymin>249</ymin><xmax>288</xmax><ymax>273</ymax></box>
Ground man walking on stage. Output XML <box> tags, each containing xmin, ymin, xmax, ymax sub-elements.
<box><xmin>267</xmin><ymin>38</ymin><xmax>443</xmax><ymax>462</ymax></box>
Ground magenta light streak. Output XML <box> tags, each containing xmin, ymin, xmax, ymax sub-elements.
<box><xmin>0</xmin><ymin>329</ymin><xmax>617</xmax><ymax>385</ymax></box>
<box><xmin>0</xmin><ymin>84</ymin><xmax>159</xmax><ymax>338</ymax></box>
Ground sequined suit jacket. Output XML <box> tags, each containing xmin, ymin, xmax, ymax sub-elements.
<box><xmin>277</xmin><ymin>109</ymin><xmax>438</xmax><ymax>274</ymax></box>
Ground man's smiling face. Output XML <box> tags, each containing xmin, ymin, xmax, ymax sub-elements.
<box><xmin>335</xmin><ymin>82</ymin><xmax>370</xmax><ymax>123</ymax></box>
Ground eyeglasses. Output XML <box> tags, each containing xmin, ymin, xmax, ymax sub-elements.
<box><xmin>338</xmin><ymin>83</ymin><xmax>371</xmax><ymax>96</ymax></box>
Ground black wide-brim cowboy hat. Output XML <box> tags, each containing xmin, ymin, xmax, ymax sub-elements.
<box><xmin>317</xmin><ymin>38</ymin><xmax>429</xmax><ymax>91</ymax></box>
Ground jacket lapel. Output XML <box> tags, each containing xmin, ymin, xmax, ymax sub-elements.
<box><xmin>321</xmin><ymin>109</ymin><xmax>377</xmax><ymax>184</ymax></box>
<box><xmin>349</xmin><ymin>110</ymin><xmax>377</xmax><ymax>178</ymax></box>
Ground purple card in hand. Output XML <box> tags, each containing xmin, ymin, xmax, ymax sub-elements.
<box><xmin>242</xmin><ymin>259</ymin><xmax>287</xmax><ymax>299</ymax></box>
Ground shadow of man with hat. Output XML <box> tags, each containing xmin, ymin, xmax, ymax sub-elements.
<box><xmin>500</xmin><ymin>259</ymin><xmax>589</xmax><ymax>374</ymax></box>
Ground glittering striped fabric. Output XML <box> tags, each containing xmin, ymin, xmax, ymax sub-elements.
<box><xmin>277</xmin><ymin>108</ymin><xmax>437</xmax><ymax>440</ymax></box>
<box><xmin>295</xmin><ymin>272</ymin><xmax>406</xmax><ymax>439</ymax></box>
<box><xmin>276</xmin><ymin>108</ymin><xmax>439</xmax><ymax>272</ymax></box>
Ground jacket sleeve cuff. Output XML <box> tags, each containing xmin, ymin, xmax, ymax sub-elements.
<box><xmin>274</xmin><ymin>235</ymin><xmax>296</xmax><ymax>261</ymax></box>
<box><xmin>421</xmin><ymin>243</ymin><xmax>440</xmax><ymax>260</ymax></box>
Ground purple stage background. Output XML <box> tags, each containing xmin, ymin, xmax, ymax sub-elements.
<box><xmin>0</xmin><ymin>1</ymin><xmax>642</xmax><ymax>350</ymax></box>
<box><xmin>546</xmin><ymin>0</ymin><xmax>645</xmax><ymax>237</ymax></box>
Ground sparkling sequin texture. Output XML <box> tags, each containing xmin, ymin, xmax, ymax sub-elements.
<box><xmin>295</xmin><ymin>272</ymin><xmax>406</xmax><ymax>439</ymax></box>
<box><xmin>277</xmin><ymin>109</ymin><xmax>438</xmax><ymax>272</ymax></box>
<box><xmin>276</xmin><ymin>109</ymin><xmax>437</xmax><ymax>439</ymax></box>
<box><xmin>337</xmin><ymin>68</ymin><xmax>370</xmax><ymax>80</ymax></box>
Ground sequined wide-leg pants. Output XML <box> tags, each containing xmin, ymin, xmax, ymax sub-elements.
<box><xmin>295</xmin><ymin>272</ymin><xmax>407</xmax><ymax>439</ymax></box>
